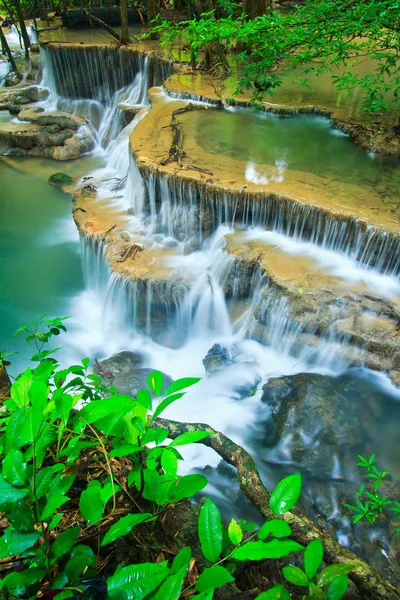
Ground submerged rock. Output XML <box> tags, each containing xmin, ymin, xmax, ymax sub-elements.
<box><xmin>48</xmin><ymin>172</ymin><xmax>73</xmax><ymax>186</ymax></box>
<box><xmin>93</xmin><ymin>351</ymin><xmax>173</xmax><ymax>398</ymax></box>
<box><xmin>202</xmin><ymin>344</ymin><xmax>232</xmax><ymax>375</ymax></box>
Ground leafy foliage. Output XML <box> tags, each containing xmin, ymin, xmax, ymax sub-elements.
<box><xmin>0</xmin><ymin>318</ymin><xmax>354</xmax><ymax>598</ymax></box>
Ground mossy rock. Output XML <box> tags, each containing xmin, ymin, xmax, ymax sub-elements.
<box><xmin>48</xmin><ymin>172</ymin><xmax>73</xmax><ymax>185</ymax></box>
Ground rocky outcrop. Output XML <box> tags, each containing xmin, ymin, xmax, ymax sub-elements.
<box><xmin>4</xmin><ymin>71</ymin><xmax>23</xmax><ymax>87</ymax></box>
<box><xmin>0</xmin><ymin>108</ymin><xmax>94</xmax><ymax>160</ymax></box>
<box><xmin>0</xmin><ymin>85</ymin><xmax>49</xmax><ymax>110</ymax></box>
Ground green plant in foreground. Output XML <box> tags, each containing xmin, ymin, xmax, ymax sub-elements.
<box><xmin>345</xmin><ymin>454</ymin><xmax>400</xmax><ymax>535</ymax></box>
<box><xmin>0</xmin><ymin>318</ymin><xmax>354</xmax><ymax>599</ymax></box>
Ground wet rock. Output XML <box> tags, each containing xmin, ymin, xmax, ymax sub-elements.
<box><xmin>119</xmin><ymin>103</ymin><xmax>141</xmax><ymax>126</ymax></box>
<box><xmin>120</xmin><ymin>231</ymin><xmax>131</xmax><ymax>242</ymax></box>
<box><xmin>4</xmin><ymin>71</ymin><xmax>23</xmax><ymax>87</ymax></box>
<box><xmin>30</xmin><ymin>43</ymin><xmax>40</xmax><ymax>53</ymax></box>
<box><xmin>202</xmin><ymin>343</ymin><xmax>232</xmax><ymax>375</ymax></box>
<box><xmin>94</xmin><ymin>351</ymin><xmax>173</xmax><ymax>398</ymax></box>
<box><xmin>48</xmin><ymin>172</ymin><xmax>73</xmax><ymax>186</ymax></box>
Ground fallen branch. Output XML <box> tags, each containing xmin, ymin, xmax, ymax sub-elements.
<box><xmin>187</xmin><ymin>164</ymin><xmax>214</xmax><ymax>176</ymax></box>
<box><xmin>152</xmin><ymin>417</ymin><xmax>400</xmax><ymax>600</ymax></box>
<box><xmin>161</xmin><ymin>103</ymin><xmax>209</xmax><ymax>167</ymax></box>
<box><xmin>116</xmin><ymin>242</ymin><xmax>145</xmax><ymax>262</ymax></box>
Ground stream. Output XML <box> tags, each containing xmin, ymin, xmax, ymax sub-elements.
<box><xmin>1</xmin><ymin>28</ymin><xmax>400</xmax><ymax>572</ymax></box>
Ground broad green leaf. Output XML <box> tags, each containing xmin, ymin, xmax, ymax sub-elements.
<box><xmin>151</xmin><ymin>393</ymin><xmax>185</xmax><ymax>422</ymax></box>
<box><xmin>228</xmin><ymin>519</ymin><xmax>243</xmax><ymax>545</ymax></box>
<box><xmin>193</xmin><ymin>592</ymin><xmax>213</xmax><ymax>600</ymax></box>
<box><xmin>317</xmin><ymin>564</ymin><xmax>354</xmax><ymax>587</ymax></box>
<box><xmin>154</xmin><ymin>428</ymin><xmax>169</xmax><ymax>446</ymax></box>
<box><xmin>107</xmin><ymin>562</ymin><xmax>169</xmax><ymax>599</ymax></box>
<box><xmin>256</xmin><ymin>584</ymin><xmax>291</xmax><ymax>599</ymax></box>
<box><xmin>196</xmin><ymin>566</ymin><xmax>234</xmax><ymax>592</ymax></box>
<box><xmin>35</xmin><ymin>468</ymin><xmax>56</xmax><ymax>499</ymax></box>
<box><xmin>198</xmin><ymin>498</ymin><xmax>223</xmax><ymax>562</ymax></box>
<box><xmin>20</xmin><ymin>404</ymin><xmax>42</xmax><ymax>445</ymax></box>
<box><xmin>309</xmin><ymin>583</ymin><xmax>326</xmax><ymax>599</ymax></box>
<box><xmin>171</xmin><ymin>547</ymin><xmax>191</xmax><ymax>574</ymax></box>
<box><xmin>147</xmin><ymin>371</ymin><xmax>164</xmax><ymax>396</ymax></box>
<box><xmin>232</xmin><ymin>539</ymin><xmax>304</xmax><ymax>561</ymax></box>
<box><xmin>4</xmin><ymin>406</ymin><xmax>28</xmax><ymax>452</ymax></box>
<box><xmin>168</xmin><ymin>474</ymin><xmax>207</xmax><ymax>503</ymax></box>
<box><xmin>0</xmin><ymin>528</ymin><xmax>40</xmax><ymax>558</ymax></box>
<box><xmin>41</xmin><ymin>493</ymin><xmax>70</xmax><ymax>521</ymax></box>
<box><xmin>10</xmin><ymin>369</ymin><xmax>33</xmax><ymax>407</ymax></box>
<box><xmin>0</xmin><ymin>475</ymin><xmax>28</xmax><ymax>504</ymax></box>
<box><xmin>282</xmin><ymin>566</ymin><xmax>309</xmax><ymax>586</ymax></box>
<box><xmin>55</xmin><ymin>393</ymin><xmax>73</xmax><ymax>426</ymax></box>
<box><xmin>3</xmin><ymin>449</ymin><xmax>27</xmax><ymax>487</ymax></box>
<box><xmin>3</xmin><ymin>567</ymin><xmax>46</xmax><ymax>592</ymax></box>
<box><xmin>101</xmin><ymin>481</ymin><xmax>121</xmax><ymax>505</ymax></box>
<box><xmin>270</xmin><ymin>474</ymin><xmax>302</xmax><ymax>515</ymax></box>
<box><xmin>109</xmin><ymin>444</ymin><xmax>142</xmax><ymax>458</ymax></box>
<box><xmin>170</xmin><ymin>431</ymin><xmax>211</xmax><ymax>447</ymax></box>
<box><xmin>258</xmin><ymin>520</ymin><xmax>291</xmax><ymax>540</ymax></box>
<box><xmin>79</xmin><ymin>481</ymin><xmax>104</xmax><ymax>525</ymax></box>
<box><xmin>51</xmin><ymin>526</ymin><xmax>80</xmax><ymax>560</ymax></box>
<box><xmin>48</xmin><ymin>513</ymin><xmax>64</xmax><ymax>530</ymax></box>
<box><xmin>163</xmin><ymin>377</ymin><xmax>200</xmax><ymax>397</ymax></box>
<box><xmin>54</xmin><ymin>592</ymin><xmax>75</xmax><ymax>600</ymax></box>
<box><xmin>151</xmin><ymin>566</ymin><xmax>187</xmax><ymax>600</ymax></box>
<box><xmin>137</xmin><ymin>389</ymin><xmax>152</xmax><ymax>410</ymax></box>
<box><xmin>327</xmin><ymin>575</ymin><xmax>349</xmax><ymax>600</ymax></box>
<box><xmin>101</xmin><ymin>513</ymin><xmax>154</xmax><ymax>546</ymax></box>
<box><xmin>304</xmin><ymin>538</ymin><xmax>324</xmax><ymax>580</ymax></box>
<box><xmin>8</xmin><ymin>501</ymin><xmax>34</xmax><ymax>533</ymax></box>
<box><xmin>161</xmin><ymin>448</ymin><xmax>178</xmax><ymax>477</ymax></box>
<box><xmin>79</xmin><ymin>395</ymin><xmax>133</xmax><ymax>424</ymax></box>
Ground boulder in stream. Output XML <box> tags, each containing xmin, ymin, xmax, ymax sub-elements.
<box><xmin>93</xmin><ymin>351</ymin><xmax>173</xmax><ymax>398</ymax></box>
<box><xmin>4</xmin><ymin>71</ymin><xmax>23</xmax><ymax>87</ymax></box>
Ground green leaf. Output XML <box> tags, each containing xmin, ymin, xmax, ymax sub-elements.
<box><xmin>55</xmin><ymin>393</ymin><xmax>73</xmax><ymax>426</ymax></box>
<box><xmin>4</xmin><ymin>407</ymin><xmax>28</xmax><ymax>452</ymax></box>
<box><xmin>41</xmin><ymin>493</ymin><xmax>70</xmax><ymax>522</ymax></box>
<box><xmin>48</xmin><ymin>513</ymin><xmax>64</xmax><ymax>530</ymax></box>
<box><xmin>147</xmin><ymin>371</ymin><xmax>164</xmax><ymax>396</ymax></box>
<box><xmin>168</xmin><ymin>474</ymin><xmax>207</xmax><ymax>503</ymax></box>
<box><xmin>3</xmin><ymin>567</ymin><xmax>46</xmax><ymax>592</ymax></box>
<box><xmin>308</xmin><ymin>583</ymin><xmax>326</xmax><ymax>599</ymax></box>
<box><xmin>151</xmin><ymin>393</ymin><xmax>185</xmax><ymax>422</ymax></box>
<box><xmin>163</xmin><ymin>377</ymin><xmax>200</xmax><ymax>397</ymax></box>
<box><xmin>101</xmin><ymin>481</ymin><xmax>121</xmax><ymax>505</ymax></box>
<box><xmin>317</xmin><ymin>564</ymin><xmax>354</xmax><ymax>587</ymax></box>
<box><xmin>64</xmin><ymin>545</ymin><xmax>96</xmax><ymax>582</ymax></box>
<box><xmin>258</xmin><ymin>520</ymin><xmax>292</xmax><ymax>540</ymax></box>
<box><xmin>51</xmin><ymin>526</ymin><xmax>80</xmax><ymax>560</ymax></box>
<box><xmin>198</xmin><ymin>498</ymin><xmax>223</xmax><ymax>563</ymax></box>
<box><xmin>101</xmin><ymin>513</ymin><xmax>154</xmax><ymax>546</ymax></box>
<box><xmin>270</xmin><ymin>474</ymin><xmax>302</xmax><ymax>515</ymax></box>
<box><xmin>327</xmin><ymin>575</ymin><xmax>349</xmax><ymax>600</ymax></box>
<box><xmin>35</xmin><ymin>468</ymin><xmax>56</xmax><ymax>499</ymax></box>
<box><xmin>8</xmin><ymin>501</ymin><xmax>34</xmax><ymax>533</ymax></box>
<box><xmin>304</xmin><ymin>538</ymin><xmax>324</xmax><ymax>580</ymax></box>
<box><xmin>161</xmin><ymin>448</ymin><xmax>178</xmax><ymax>477</ymax></box>
<box><xmin>3</xmin><ymin>449</ymin><xmax>27</xmax><ymax>487</ymax></box>
<box><xmin>232</xmin><ymin>539</ymin><xmax>304</xmax><ymax>561</ymax></box>
<box><xmin>282</xmin><ymin>566</ymin><xmax>309</xmax><ymax>586</ymax></box>
<box><xmin>107</xmin><ymin>562</ymin><xmax>169</xmax><ymax>599</ymax></box>
<box><xmin>192</xmin><ymin>592</ymin><xmax>213</xmax><ymax>600</ymax></box>
<box><xmin>170</xmin><ymin>431</ymin><xmax>211</xmax><ymax>447</ymax></box>
<box><xmin>109</xmin><ymin>444</ymin><xmax>142</xmax><ymax>458</ymax></box>
<box><xmin>137</xmin><ymin>389</ymin><xmax>152</xmax><ymax>410</ymax></box>
<box><xmin>151</xmin><ymin>567</ymin><xmax>187</xmax><ymax>600</ymax></box>
<box><xmin>228</xmin><ymin>518</ymin><xmax>243</xmax><ymax>545</ymax></box>
<box><xmin>0</xmin><ymin>528</ymin><xmax>40</xmax><ymax>558</ymax></box>
<box><xmin>0</xmin><ymin>475</ymin><xmax>28</xmax><ymax>504</ymax></box>
<box><xmin>171</xmin><ymin>547</ymin><xmax>191</xmax><ymax>574</ymax></box>
<box><xmin>196</xmin><ymin>566</ymin><xmax>234</xmax><ymax>592</ymax></box>
<box><xmin>256</xmin><ymin>584</ymin><xmax>291</xmax><ymax>599</ymax></box>
<box><xmin>79</xmin><ymin>395</ymin><xmax>133</xmax><ymax>424</ymax></box>
<box><xmin>79</xmin><ymin>481</ymin><xmax>104</xmax><ymax>525</ymax></box>
<box><xmin>10</xmin><ymin>369</ymin><xmax>33</xmax><ymax>407</ymax></box>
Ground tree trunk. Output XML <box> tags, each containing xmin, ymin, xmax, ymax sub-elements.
<box><xmin>147</xmin><ymin>0</ymin><xmax>157</xmax><ymax>38</ymax></box>
<box><xmin>242</xmin><ymin>0</ymin><xmax>266</xmax><ymax>19</ymax></box>
<box><xmin>38</xmin><ymin>0</ymin><xmax>49</xmax><ymax>27</ymax></box>
<box><xmin>0</xmin><ymin>362</ymin><xmax>11</xmax><ymax>405</ymax></box>
<box><xmin>13</xmin><ymin>0</ymin><xmax>31</xmax><ymax>59</ymax></box>
<box><xmin>200</xmin><ymin>0</ymin><xmax>231</xmax><ymax>78</ymax></box>
<box><xmin>120</xmin><ymin>0</ymin><xmax>130</xmax><ymax>44</ymax></box>
<box><xmin>0</xmin><ymin>26</ymin><xmax>18</xmax><ymax>72</ymax></box>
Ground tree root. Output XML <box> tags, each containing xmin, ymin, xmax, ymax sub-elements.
<box><xmin>152</xmin><ymin>417</ymin><xmax>400</xmax><ymax>600</ymax></box>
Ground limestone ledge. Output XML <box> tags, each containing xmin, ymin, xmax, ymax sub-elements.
<box><xmin>72</xmin><ymin>185</ymin><xmax>191</xmax><ymax>303</ymax></box>
<box><xmin>224</xmin><ymin>232</ymin><xmax>400</xmax><ymax>385</ymax></box>
<box><xmin>0</xmin><ymin>107</ymin><xmax>94</xmax><ymax>161</ymax></box>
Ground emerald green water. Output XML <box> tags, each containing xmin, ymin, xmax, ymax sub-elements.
<box><xmin>186</xmin><ymin>108</ymin><xmax>400</xmax><ymax>192</ymax></box>
<box><xmin>0</xmin><ymin>156</ymin><xmax>97</xmax><ymax>371</ymax></box>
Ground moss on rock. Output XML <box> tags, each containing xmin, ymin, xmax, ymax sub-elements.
<box><xmin>48</xmin><ymin>172</ymin><xmax>73</xmax><ymax>185</ymax></box>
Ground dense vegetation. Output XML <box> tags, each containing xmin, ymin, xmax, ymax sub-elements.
<box><xmin>0</xmin><ymin>318</ymin><xmax>357</xmax><ymax>599</ymax></box>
